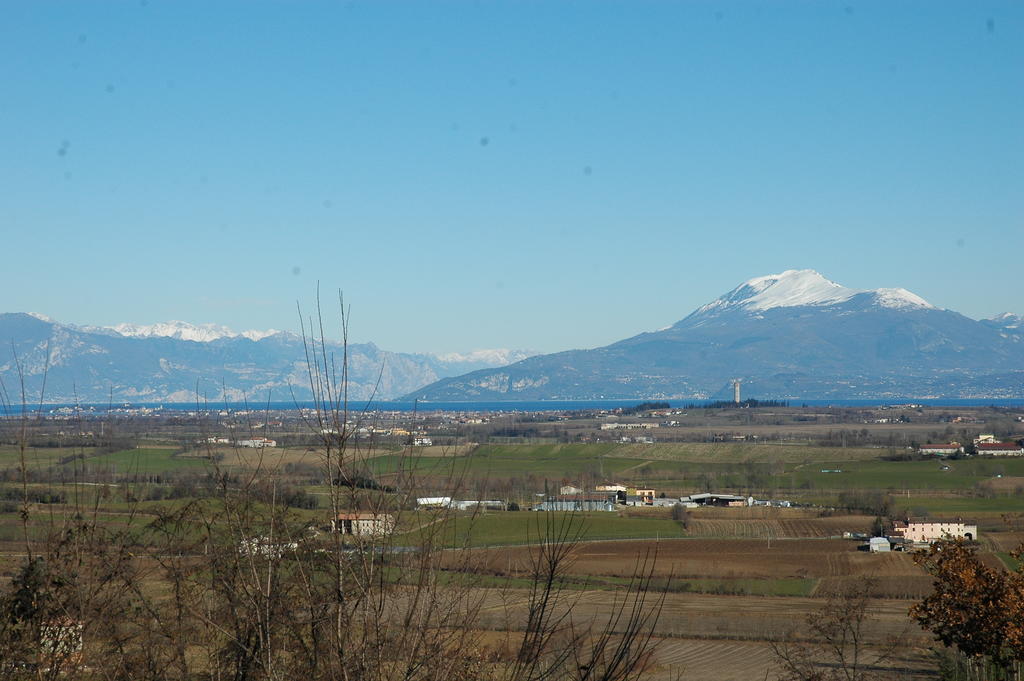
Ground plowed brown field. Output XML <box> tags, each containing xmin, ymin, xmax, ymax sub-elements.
<box><xmin>579</xmin><ymin>539</ymin><xmax>925</xmax><ymax>579</ymax></box>
<box><xmin>468</xmin><ymin>538</ymin><xmax>926</xmax><ymax>580</ymax></box>
<box><xmin>472</xmin><ymin>588</ymin><xmax>935</xmax><ymax>680</ymax></box>
<box><xmin>646</xmin><ymin>638</ymin><xmax>933</xmax><ymax>681</ymax></box>
<box><xmin>686</xmin><ymin>514</ymin><xmax>872</xmax><ymax>538</ymax></box>
<box><xmin>984</xmin><ymin>531</ymin><xmax>1024</xmax><ymax>552</ymax></box>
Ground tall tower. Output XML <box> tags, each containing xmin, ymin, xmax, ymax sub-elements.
<box><xmin>732</xmin><ymin>379</ymin><xmax>741</xmax><ymax>404</ymax></box>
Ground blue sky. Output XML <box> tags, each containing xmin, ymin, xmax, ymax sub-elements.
<box><xmin>2</xmin><ymin>1</ymin><xmax>1021</xmax><ymax>353</ymax></box>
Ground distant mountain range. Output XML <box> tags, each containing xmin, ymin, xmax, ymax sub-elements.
<box><xmin>404</xmin><ymin>270</ymin><xmax>1024</xmax><ymax>401</ymax></box>
<box><xmin>5</xmin><ymin>271</ymin><xmax>1022</xmax><ymax>404</ymax></box>
<box><xmin>0</xmin><ymin>314</ymin><xmax>535</xmax><ymax>404</ymax></box>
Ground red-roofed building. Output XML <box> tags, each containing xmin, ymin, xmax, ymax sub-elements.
<box><xmin>976</xmin><ymin>442</ymin><xmax>1024</xmax><ymax>456</ymax></box>
<box><xmin>918</xmin><ymin>443</ymin><xmax>963</xmax><ymax>456</ymax></box>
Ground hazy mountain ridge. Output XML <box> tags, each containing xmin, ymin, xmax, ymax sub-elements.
<box><xmin>404</xmin><ymin>270</ymin><xmax>1024</xmax><ymax>401</ymax></box>
<box><xmin>0</xmin><ymin>313</ymin><xmax>532</xmax><ymax>403</ymax></box>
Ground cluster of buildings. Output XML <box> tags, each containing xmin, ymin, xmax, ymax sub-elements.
<box><xmin>203</xmin><ymin>436</ymin><xmax>278</xmax><ymax>447</ymax></box>
<box><xmin>236</xmin><ymin>437</ymin><xmax>278</xmax><ymax>448</ymax></box>
<box><xmin>599</xmin><ymin>422</ymin><xmax>659</xmax><ymax>431</ymax></box>
<box><xmin>918</xmin><ymin>434</ymin><xmax>1024</xmax><ymax>457</ymax></box>
<box><xmin>414</xmin><ymin>497</ymin><xmax>506</xmax><ymax>511</ymax></box>
<box><xmin>530</xmin><ymin>485</ymin><xmax>792</xmax><ymax>512</ymax></box>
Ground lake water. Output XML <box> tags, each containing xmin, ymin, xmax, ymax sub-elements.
<box><xmin>16</xmin><ymin>397</ymin><xmax>1024</xmax><ymax>414</ymax></box>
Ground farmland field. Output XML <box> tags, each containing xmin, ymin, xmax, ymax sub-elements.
<box><xmin>80</xmin><ymin>447</ymin><xmax>209</xmax><ymax>474</ymax></box>
<box><xmin>1</xmin><ymin>405</ymin><xmax>1022</xmax><ymax>679</ymax></box>
<box><xmin>685</xmin><ymin>513</ymin><xmax>873</xmax><ymax>538</ymax></box>
<box><xmin>472</xmin><ymin>588</ymin><xmax>937</xmax><ymax>680</ymax></box>
<box><xmin>411</xmin><ymin>510</ymin><xmax>685</xmax><ymax>547</ymax></box>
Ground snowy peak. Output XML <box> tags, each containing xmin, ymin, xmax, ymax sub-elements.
<box><xmin>689</xmin><ymin>269</ymin><xmax>935</xmax><ymax>319</ymax></box>
<box><xmin>988</xmin><ymin>312</ymin><xmax>1023</xmax><ymax>329</ymax></box>
<box><xmin>736</xmin><ymin>269</ymin><xmax>857</xmax><ymax>311</ymax></box>
<box><xmin>694</xmin><ymin>269</ymin><xmax>857</xmax><ymax>315</ymax></box>
<box><xmin>431</xmin><ymin>349</ymin><xmax>538</xmax><ymax>366</ymax></box>
<box><xmin>108</xmin><ymin>321</ymin><xmax>281</xmax><ymax>343</ymax></box>
<box><xmin>868</xmin><ymin>288</ymin><xmax>934</xmax><ymax>310</ymax></box>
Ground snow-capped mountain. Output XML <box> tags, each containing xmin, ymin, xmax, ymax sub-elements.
<box><xmin>431</xmin><ymin>348</ymin><xmax>538</xmax><ymax>368</ymax></box>
<box><xmin>406</xmin><ymin>270</ymin><xmax>1024</xmax><ymax>401</ymax></box>
<box><xmin>689</xmin><ymin>269</ymin><xmax>934</xmax><ymax>319</ymax></box>
<box><xmin>986</xmin><ymin>312</ymin><xmax>1024</xmax><ymax>330</ymax></box>
<box><xmin>106</xmin><ymin>321</ymin><xmax>282</xmax><ymax>343</ymax></box>
<box><xmin>0</xmin><ymin>313</ymin><xmax>532</xmax><ymax>403</ymax></box>
<box><xmin>98</xmin><ymin>322</ymin><xmax>537</xmax><ymax>367</ymax></box>
<box><xmin>981</xmin><ymin>312</ymin><xmax>1024</xmax><ymax>341</ymax></box>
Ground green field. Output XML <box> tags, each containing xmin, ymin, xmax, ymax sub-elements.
<box><xmin>0</xmin><ymin>445</ymin><xmax>210</xmax><ymax>476</ymax></box>
<box><xmin>365</xmin><ymin>443</ymin><xmax>1024</xmax><ymax>500</ymax></box>
<box><xmin>889</xmin><ymin>495</ymin><xmax>1024</xmax><ymax>514</ymax></box>
<box><xmin>368</xmin><ymin>443</ymin><xmax>637</xmax><ymax>479</ymax></box>
<box><xmin>583</xmin><ymin>442</ymin><xmax>888</xmax><ymax>463</ymax></box>
<box><xmin>75</xmin><ymin>448</ymin><xmax>210</xmax><ymax>475</ymax></box>
<box><xmin>0</xmin><ymin>445</ymin><xmax>93</xmax><ymax>469</ymax></box>
<box><xmin>366</xmin><ymin>442</ymin><xmax>884</xmax><ymax>485</ymax></box>
<box><xmin>405</xmin><ymin>510</ymin><xmax>685</xmax><ymax>547</ymax></box>
<box><xmin>787</xmin><ymin>458</ymin><xmax>1024</xmax><ymax>492</ymax></box>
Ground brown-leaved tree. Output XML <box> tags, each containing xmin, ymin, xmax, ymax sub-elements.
<box><xmin>912</xmin><ymin>540</ymin><xmax>1024</xmax><ymax>680</ymax></box>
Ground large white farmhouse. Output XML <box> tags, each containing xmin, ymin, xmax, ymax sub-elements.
<box><xmin>892</xmin><ymin>518</ymin><xmax>977</xmax><ymax>543</ymax></box>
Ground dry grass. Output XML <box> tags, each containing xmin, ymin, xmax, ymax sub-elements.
<box><xmin>985</xmin><ymin>476</ymin><xmax>1024</xmax><ymax>493</ymax></box>
<box><xmin>814</xmin><ymin>576</ymin><xmax>935</xmax><ymax>599</ymax></box>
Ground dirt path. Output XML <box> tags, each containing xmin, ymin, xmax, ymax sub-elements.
<box><xmin>618</xmin><ymin>460</ymin><xmax>655</xmax><ymax>475</ymax></box>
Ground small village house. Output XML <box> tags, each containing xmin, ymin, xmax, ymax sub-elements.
<box><xmin>629</xmin><ymin>487</ymin><xmax>656</xmax><ymax>503</ymax></box>
<box><xmin>333</xmin><ymin>512</ymin><xmax>396</xmax><ymax>537</ymax></box>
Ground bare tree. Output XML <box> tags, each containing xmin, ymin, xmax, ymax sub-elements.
<box><xmin>771</xmin><ymin>578</ymin><xmax>901</xmax><ymax>681</ymax></box>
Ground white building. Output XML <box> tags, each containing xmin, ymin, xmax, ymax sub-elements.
<box><xmin>976</xmin><ymin>442</ymin><xmax>1024</xmax><ymax>456</ymax></box>
<box><xmin>918</xmin><ymin>443</ymin><xmax>963</xmax><ymax>456</ymax></box>
<box><xmin>416</xmin><ymin>496</ymin><xmax>453</xmax><ymax>508</ymax></box>
<box><xmin>236</xmin><ymin>437</ymin><xmax>277</xmax><ymax>448</ymax></box>
<box><xmin>451</xmin><ymin>500</ymin><xmax>506</xmax><ymax>511</ymax></box>
<box><xmin>867</xmin><ymin>536</ymin><xmax>891</xmax><ymax>552</ymax></box>
<box><xmin>333</xmin><ymin>513</ymin><xmax>395</xmax><ymax>537</ymax></box>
